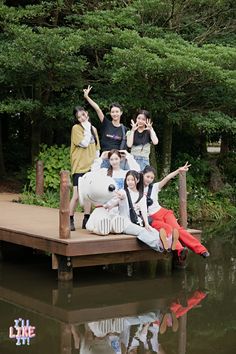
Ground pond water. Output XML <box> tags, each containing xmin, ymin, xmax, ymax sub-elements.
<box><xmin>0</xmin><ymin>222</ymin><xmax>235</xmax><ymax>354</ymax></box>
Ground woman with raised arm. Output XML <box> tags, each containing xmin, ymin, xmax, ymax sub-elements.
<box><xmin>142</xmin><ymin>164</ymin><xmax>210</xmax><ymax>262</ymax></box>
<box><xmin>83</xmin><ymin>85</ymin><xmax>128</xmax><ymax>168</ymax></box>
<box><xmin>104</xmin><ymin>170</ymin><xmax>178</xmax><ymax>253</ymax></box>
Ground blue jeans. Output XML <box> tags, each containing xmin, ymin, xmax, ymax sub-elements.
<box><xmin>133</xmin><ymin>156</ymin><xmax>149</xmax><ymax>171</ymax></box>
<box><xmin>101</xmin><ymin>158</ymin><xmax>130</xmax><ymax>170</ymax></box>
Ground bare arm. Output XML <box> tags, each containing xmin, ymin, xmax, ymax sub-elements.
<box><xmin>146</xmin><ymin>119</ymin><xmax>158</xmax><ymax>145</ymax></box>
<box><xmin>158</xmin><ymin>162</ymin><xmax>191</xmax><ymax>189</ymax></box>
<box><xmin>121</xmin><ymin>150</ymin><xmax>140</xmax><ymax>171</ymax></box>
<box><xmin>83</xmin><ymin>85</ymin><xmax>105</xmax><ymax>122</ymax></box>
<box><xmin>126</xmin><ymin>120</ymin><xmax>138</xmax><ymax>148</ymax></box>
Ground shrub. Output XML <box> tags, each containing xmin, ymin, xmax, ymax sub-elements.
<box><xmin>26</xmin><ymin>144</ymin><xmax>71</xmax><ymax>192</ymax></box>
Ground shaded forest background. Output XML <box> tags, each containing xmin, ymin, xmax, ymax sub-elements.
<box><xmin>0</xmin><ymin>0</ymin><xmax>235</xmax><ymax>220</ymax></box>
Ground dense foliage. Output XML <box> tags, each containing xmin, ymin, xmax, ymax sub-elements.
<box><xmin>1</xmin><ymin>0</ymin><xmax>235</xmax><ymax>220</ymax></box>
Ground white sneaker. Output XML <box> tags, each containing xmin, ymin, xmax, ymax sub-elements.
<box><xmin>96</xmin><ymin>218</ymin><xmax>111</xmax><ymax>235</ymax></box>
<box><xmin>111</xmin><ymin>216</ymin><xmax>125</xmax><ymax>234</ymax></box>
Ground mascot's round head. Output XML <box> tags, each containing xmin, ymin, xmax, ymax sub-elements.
<box><xmin>79</xmin><ymin>170</ymin><xmax>117</xmax><ymax>206</ymax></box>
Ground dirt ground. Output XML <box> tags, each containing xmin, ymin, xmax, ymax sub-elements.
<box><xmin>0</xmin><ymin>179</ymin><xmax>23</xmax><ymax>193</ymax></box>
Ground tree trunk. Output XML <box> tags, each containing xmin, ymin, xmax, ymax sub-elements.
<box><xmin>160</xmin><ymin>117</ymin><xmax>173</xmax><ymax>177</ymax></box>
<box><xmin>220</xmin><ymin>133</ymin><xmax>229</xmax><ymax>154</ymax></box>
<box><xmin>0</xmin><ymin>117</ymin><xmax>6</xmax><ymax>177</ymax></box>
<box><xmin>31</xmin><ymin>117</ymin><xmax>41</xmax><ymax>163</ymax></box>
<box><xmin>199</xmin><ymin>133</ymin><xmax>207</xmax><ymax>157</ymax></box>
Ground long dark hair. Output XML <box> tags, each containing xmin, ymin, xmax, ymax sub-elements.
<box><xmin>73</xmin><ymin>106</ymin><xmax>98</xmax><ymax>145</ymax></box>
<box><xmin>107</xmin><ymin>149</ymin><xmax>122</xmax><ymax>177</ymax></box>
<box><xmin>142</xmin><ymin>165</ymin><xmax>156</xmax><ymax>176</ymax></box>
<box><xmin>124</xmin><ymin>170</ymin><xmax>144</xmax><ymax>203</ymax></box>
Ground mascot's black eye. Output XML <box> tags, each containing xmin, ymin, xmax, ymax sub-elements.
<box><xmin>108</xmin><ymin>184</ymin><xmax>116</xmax><ymax>192</ymax></box>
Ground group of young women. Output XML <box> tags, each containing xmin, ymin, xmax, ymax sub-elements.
<box><xmin>69</xmin><ymin>85</ymin><xmax>210</xmax><ymax>262</ymax></box>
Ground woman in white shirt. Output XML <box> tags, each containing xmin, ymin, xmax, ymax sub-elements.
<box><xmin>104</xmin><ymin>170</ymin><xmax>174</xmax><ymax>252</ymax></box>
<box><xmin>142</xmin><ymin>164</ymin><xmax>210</xmax><ymax>261</ymax></box>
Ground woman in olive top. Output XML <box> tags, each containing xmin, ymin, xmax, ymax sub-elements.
<box><xmin>70</xmin><ymin>106</ymin><xmax>100</xmax><ymax>231</ymax></box>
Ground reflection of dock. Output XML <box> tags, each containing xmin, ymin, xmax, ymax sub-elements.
<box><xmin>0</xmin><ymin>264</ymin><xmax>206</xmax><ymax>354</ymax></box>
<box><xmin>0</xmin><ymin>194</ymin><xmax>201</xmax><ymax>280</ymax></box>
<box><xmin>0</xmin><ymin>263</ymin><xmax>182</xmax><ymax>323</ymax></box>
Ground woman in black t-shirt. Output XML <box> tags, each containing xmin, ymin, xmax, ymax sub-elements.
<box><xmin>83</xmin><ymin>85</ymin><xmax>128</xmax><ymax>168</ymax></box>
<box><xmin>126</xmin><ymin>110</ymin><xmax>159</xmax><ymax>170</ymax></box>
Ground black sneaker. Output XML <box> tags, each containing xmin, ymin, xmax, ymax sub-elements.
<box><xmin>70</xmin><ymin>218</ymin><xmax>75</xmax><ymax>231</ymax></box>
<box><xmin>82</xmin><ymin>214</ymin><xmax>90</xmax><ymax>229</ymax></box>
<box><xmin>201</xmin><ymin>251</ymin><xmax>210</xmax><ymax>258</ymax></box>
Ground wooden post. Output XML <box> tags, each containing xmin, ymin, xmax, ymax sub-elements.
<box><xmin>58</xmin><ymin>255</ymin><xmax>73</xmax><ymax>281</ymax></box>
<box><xmin>178</xmin><ymin>314</ymin><xmax>187</xmax><ymax>354</ymax></box>
<box><xmin>178</xmin><ymin>171</ymin><xmax>187</xmax><ymax>229</ymax></box>
<box><xmin>60</xmin><ymin>323</ymin><xmax>72</xmax><ymax>354</ymax></box>
<box><xmin>59</xmin><ymin>170</ymin><xmax>71</xmax><ymax>239</ymax></box>
<box><xmin>35</xmin><ymin>160</ymin><xmax>44</xmax><ymax>195</ymax></box>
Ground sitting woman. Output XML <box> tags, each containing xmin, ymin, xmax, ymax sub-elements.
<box><xmin>91</xmin><ymin>149</ymin><xmax>140</xmax><ymax>190</ymax></box>
<box><xmin>104</xmin><ymin>170</ymin><xmax>177</xmax><ymax>253</ymax></box>
<box><xmin>142</xmin><ymin>164</ymin><xmax>210</xmax><ymax>262</ymax></box>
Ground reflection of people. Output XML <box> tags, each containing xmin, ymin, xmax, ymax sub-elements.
<box><xmin>170</xmin><ymin>290</ymin><xmax>207</xmax><ymax>319</ymax></box>
<box><xmin>70</xmin><ymin>289</ymin><xmax>207</xmax><ymax>353</ymax></box>
<box><xmin>121</xmin><ymin>311</ymin><xmax>162</xmax><ymax>354</ymax></box>
<box><xmin>142</xmin><ymin>165</ymin><xmax>210</xmax><ymax>262</ymax></box>
<box><xmin>159</xmin><ymin>290</ymin><xmax>207</xmax><ymax>335</ymax></box>
<box><xmin>69</xmin><ymin>106</ymin><xmax>100</xmax><ymax>231</ymax></box>
<box><xmin>126</xmin><ymin>110</ymin><xmax>159</xmax><ymax>170</ymax></box>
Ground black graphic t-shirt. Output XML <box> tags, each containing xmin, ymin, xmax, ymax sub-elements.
<box><xmin>100</xmin><ymin>117</ymin><xmax>127</xmax><ymax>151</ymax></box>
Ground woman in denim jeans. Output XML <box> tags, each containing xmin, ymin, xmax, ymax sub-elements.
<box><xmin>126</xmin><ymin>110</ymin><xmax>159</xmax><ymax>170</ymax></box>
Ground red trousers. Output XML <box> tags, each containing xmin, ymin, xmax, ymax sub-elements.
<box><xmin>150</xmin><ymin>207</ymin><xmax>208</xmax><ymax>255</ymax></box>
<box><xmin>170</xmin><ymin>290</ymin><xmax>207</xmax><ymax>318</ymax></box>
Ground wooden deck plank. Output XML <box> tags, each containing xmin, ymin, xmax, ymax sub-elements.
<box><xmin>0</xmin><ymin>194</ymin><xmax>201</xmax><ymax>260</ymax></box>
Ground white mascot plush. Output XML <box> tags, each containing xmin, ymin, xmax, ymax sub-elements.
<box><xmin>79</xmin><ymin>170</ymin><xmax>125</xmax><ymax>235</ymax></box>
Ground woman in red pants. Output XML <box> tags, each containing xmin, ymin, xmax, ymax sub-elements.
<box><xmin>142</xmin><ymin>164</ymin><xmax>210</xmax><ymax>261</ymax></box>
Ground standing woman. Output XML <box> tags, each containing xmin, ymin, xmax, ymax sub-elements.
<box><xmin>70</xmin><ymin>106</ymin><xmax>100</xmax><ymax>231</ymax></box>
<box><xmin>126</xmin><ymin>110</ymin><xmax>159</xmax><ymax>170</ymax></box>
<box><xmin>83</xmin><ymin>85</ymin><xmax>128</xmax><ymax>168</ymax></box>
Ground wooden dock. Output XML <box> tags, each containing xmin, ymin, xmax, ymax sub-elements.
<box><xmin>0</xmin><ymin>193</ymin><xmax>201</xmax><ymax>280</ymax></box>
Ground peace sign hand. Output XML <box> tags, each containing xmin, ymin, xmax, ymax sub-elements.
<box><xmin>145</xmin><ymin>119</ymin><xmax>153</xmax><ymax>130</ymax></box>
<box><xmin>131</xmin><ymin>119</ymin><xmax>139</xmax><ymax>131</ymax></box>
<box><xmin>178</xmin><ymin>162</ymin><xmax>191</xmax><ymax>173</ymax></box>
<box><xmin>83</xmin><ymin>85</ymin><xmax>92</xmax><ymax>98</ymax></box>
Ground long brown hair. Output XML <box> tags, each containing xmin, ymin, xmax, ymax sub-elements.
<box><xmin>107</xmin><ymin>149</ymin><xmax>122</xmax><ymax>176</ymax></box>
<box><xmin>73</xmin><ymin>106</ymin><xmax>98</xmax><ymax>145</ymax></box>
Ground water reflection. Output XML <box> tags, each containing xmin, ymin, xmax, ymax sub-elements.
<box><xmin>69</xmin><ymin>290</ymin><xmax>206</xmax><ymax>354</ymax></box>
<box><xmin>0</xmin><ymin>223</ymin><xmax>236</xmax><ymax>353</ymax></box>
<box><xmin>0</xmin><ymin>260</ymin><xmax>208</xmax><ymax>354</ymax></box>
